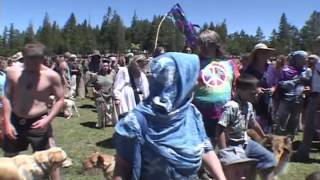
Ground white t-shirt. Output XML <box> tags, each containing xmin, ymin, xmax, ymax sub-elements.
<box><xmin>312</xmin><ymin>62</ymin><xmax>320</xmax><ymax>93</ymax></box>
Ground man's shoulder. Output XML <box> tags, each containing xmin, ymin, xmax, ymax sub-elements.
<box><xmin>224</xmin><ymin>100</ymin><xmax>239</xmax><ymax>109</ymax></box>
<box><xmin>6</xmin><ymin>66</ymin><xmax>22</xmax><ymax>77</ymax></box>
<box><xmin>42</xmin><ymin>66</ymin><xmax>61</xmax><ymax>79</ymax></box>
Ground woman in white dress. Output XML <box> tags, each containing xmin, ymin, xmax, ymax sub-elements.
<box><xmin>113</xmin><ymin>55</ymin><xmax>149</xmax><ymax>117</ymax></box>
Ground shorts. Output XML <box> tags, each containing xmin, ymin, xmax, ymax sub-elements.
<box><xmin>245</xmin><ymin>139</ymin><xmax>276</xmax><ymax>170</ymax></box>
<box><xmin>2</xmin><ymin>113</ymin><xmax>52</xmax><ymax>153</ymax></box>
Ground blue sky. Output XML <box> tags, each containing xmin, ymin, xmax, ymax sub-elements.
<box><xmin>1</xmin><ymin>0</ymin><xmax>319</xmax><ymax>38</ymax></box>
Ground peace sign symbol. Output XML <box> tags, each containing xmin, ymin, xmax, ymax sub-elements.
<box><xmin>201</xmin><ymin>63</ymin><xmax>227</xmax><ymax>88</ymax></box>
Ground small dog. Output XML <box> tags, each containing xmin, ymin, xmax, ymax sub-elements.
<box><xmin>247</xmin><ymin>129</ymin><xmax>292</xmax><ymax>175</ymax></box>
<box><xmin>64</xmin><ymin>99</ymin><xmax>80</xmax><ymax>120</ymax></box>
<box><xmin>264</xmin><ymin>135</ymin><xmax>292</xmax><ymax>174</ymax></box>
<box><xmin>83</xmin><ymin>152</ymin><xmax>115</xmax><ymax>180</ymax></box>
<box><xmin>0</xmin><ymin>147</ymin><xmax>69</xmax><ymax>180</ymax></box>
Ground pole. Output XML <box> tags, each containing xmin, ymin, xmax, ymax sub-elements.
<box><xmin>154</xmin><ymin>14</ymin><xmax>168</xmax><ymax>52</ymax></box>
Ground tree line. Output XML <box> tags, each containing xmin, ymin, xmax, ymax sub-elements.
<box><xmin>0</xmin><ymin>7</ymin><xmax>319</xmax><ymax>57</ymax></box>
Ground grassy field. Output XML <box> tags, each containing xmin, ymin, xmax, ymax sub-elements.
<box><xmin>1</xmin><ymin>98</ymin><xmax>320</xmax><ymax>180</ymax></box>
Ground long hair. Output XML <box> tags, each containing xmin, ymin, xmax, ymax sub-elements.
<box><xmin>198</xmin><ymin>30</ymin><xmax>228</xmax><ymax>57</ymax></box>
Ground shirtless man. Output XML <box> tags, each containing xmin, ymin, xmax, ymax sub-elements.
<box><xmin>1</xmin><ymin>43</ymin><xmax>64</xmax><ymax>179</ymax></box>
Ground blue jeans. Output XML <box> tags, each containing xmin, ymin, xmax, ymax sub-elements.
<box><xmin>245</xmin><ymin>139</ymin><xmax>276</xmax><ymax>170</ymax></box>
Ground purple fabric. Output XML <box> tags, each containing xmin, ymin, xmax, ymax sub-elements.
<box><xmin>265</xmin><ymin>64</ymin><xmax>278</xmax><ymax>87</ymax></box>
<box><xmin>279</xmin><ymin>65</ymin><xmax>300</xmax><ymax>81</ymax></box>
<box><xmin>168</xmin><ymin>4</ymin><xmax>198</xmax><ymax>48</ymax></box>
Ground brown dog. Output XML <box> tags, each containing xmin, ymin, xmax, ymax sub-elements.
<box><xmin>83</xmin><ymin>152</ymin><xmax>115</xmax><ymax>180</ymax></box>
<box><xmin>247</xmin><ymin>129</ymin><xmax>292</xmax><ymax>174</ymax></box>
<box><xmin>0</xmin><ymin>147</ymin><xmax>68</xmax><ymax>180</ymax></box>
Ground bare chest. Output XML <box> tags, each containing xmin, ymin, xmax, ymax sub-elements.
<box><xmin>12</xmin><ymin>73</ymin><xmax>52</xmax><ymax>98</ymax></box>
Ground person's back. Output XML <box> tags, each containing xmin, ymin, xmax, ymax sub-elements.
<box><xmin>113</xmin><ymin>52</ymin><xmax>226</xmax><ymax>180</ymax></box>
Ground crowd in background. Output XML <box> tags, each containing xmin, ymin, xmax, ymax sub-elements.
<box><xmin>0</xmin><ymin>28</ymin><xmax>320</xmax><ymax>180</ymax></box>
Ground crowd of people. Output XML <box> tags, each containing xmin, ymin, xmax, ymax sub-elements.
<box><xmin>0</xmin><ymin>29</ymin><xmax>319</xmax><ymax>180</ymax></box>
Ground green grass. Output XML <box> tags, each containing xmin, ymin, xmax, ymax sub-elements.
<box><xmin>1</xmin><ymin>98</ymin><xmax>320</xmax><ymax>180</ymax></box>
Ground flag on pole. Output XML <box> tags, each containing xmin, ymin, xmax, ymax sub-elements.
<box><xmin>168</xmin><ymin>3</ymin><xmax>199</xmax><ymax>48</ymax></box>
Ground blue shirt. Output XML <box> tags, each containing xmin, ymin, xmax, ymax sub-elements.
<box><xmin>0</xmin><ymin>71</ymin><xmax>6</xmax><ymax>108</ymax></box>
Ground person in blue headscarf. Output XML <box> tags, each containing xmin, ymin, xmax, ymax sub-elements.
<box><xmin>113</xmin><ymin>52</ymin><xmax>226</xmax><ymax>180</ymax></box>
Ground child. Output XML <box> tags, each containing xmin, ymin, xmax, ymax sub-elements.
<box><xmin>216</xmin><ymin>74</ymin><xmax>276</xmax><ymax>180</ymax></box>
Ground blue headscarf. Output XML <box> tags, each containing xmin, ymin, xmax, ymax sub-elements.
<box><xmin>134</xmin><ymin>52</ymin><xmax>208</xmax><ymax>176</ymax></box>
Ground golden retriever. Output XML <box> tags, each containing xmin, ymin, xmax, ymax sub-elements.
<box><xmin>83</xmin><ymin>152</ymin><xmax>115</xmax><ymax>180</ymax></box>
<box><xmin>0</xmin><ymin>147</ymin><xmax>68</xmax><ymax>180</ymax></box>
<box><xmin>247</xmin><ymin>129</ymin><xmax>292</xmax><ymax>174</ymax></box>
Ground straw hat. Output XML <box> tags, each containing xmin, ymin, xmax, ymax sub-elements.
<box><xmin>90</xmin><ymin>50</ymin><xmax>101</xmax><ymax>57</ymax></box>
<box><xmin>252</xmin><ymin>43</ymin><xmax>275</xmax><ymax>52</ymax></box>
<box><xmin>70</xmin><ymin>54</ymin><xmax>77</xmax><ymax>59</ymax></box>
<box><xmin>11</xmin><ymin>52</ymin><xmax>23</xmax><ymax>61</ymax></box>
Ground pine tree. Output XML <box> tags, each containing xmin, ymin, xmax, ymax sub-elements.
<box><xmin>51</xmin><ymin>21</ymin><xmax>65</xmax><ymax>54</ymax></box>
<box><xmin>8</xmin><ymin>24</ymin><xmax>23</xmax><ymax>54</ymax></box>
<box><xmin>301</xmin><ymin>11</ymin><xmax>320</xmax><ymax>54</ymax></box>
<box><xmin>269</xmin><ymin>29</ymin><xmax>278</xmax><ymax>48</ymax></box>
<box><xmin>63</xmin><ymin>13</ymin><xmax>80</xmax><ymax>53</ymax></box>
<box><xmin>37</xmin><ymin>13</ymin><xmax>53</xmax><ymax>53</ymax></box>
<box><xmin>24</xmin><ymin>22</ymin><xmax>35</xmax><ymax>44</ymax></box>
<box><xmin>79</xmin><ymin>20</ymin><xmax>97</xmax><ymax>55</ymax></box>
<box><xmin>202</xmin><ymin>23</ymin><xmax>209</xmax><ymax>31</ymax></box>
<box><xmin>108</xmin><ymin>11</ymin><xmax>126</xmax><ymax>53</ymax></box>
<box><xmin>255</xmin><ymin>26</ymin><xmax>265</xmax><ymax>43</ymax></box>
<box><xmin>277</xmin><ymin>13</ymin><xmax>292</xmax><ymax>54</ymax></box>
<box><xmin>100</xmin><ymin>7</ymin><xmax>113</xmax><ymax>53</ymax></box>
<box><xmin>215</xmin><ymin>20</ymin><xmax>228</xmax><ymax>43</ymax></box>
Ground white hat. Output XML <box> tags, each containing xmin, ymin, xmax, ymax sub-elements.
<box><xmin>70</xmin><ymin>54</ymin><xmax>77</xmax><ymax>59</ymax></box>
<box><xmin>11</xmin><ymin>52</ymin><xmax>23</xmax><ymax>61</ymax></box>
<box><xmin>253</xmin><ymin>43</ymin><xmax>275</xmax><ymax>52</ymax></box>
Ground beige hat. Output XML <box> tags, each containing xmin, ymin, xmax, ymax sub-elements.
<box><xmin>11</xmin><ymin>52</ymin><xmax>23</xmax><ymax>61</ymax></box>
<box><xmin>253</xmin><ymin>43</ymin><xmax>275</xmax><ymax>52</ymax></box>
<box><xmin>64</xmin><ymin>52</ymin><xmax>72</xmax><ymax>58</ymax></box>
<box><xmin>90</xmin><ymin>50</ymin><xmax>101</xmax><ymax>57</ymax></box>
<box><xmin>70</xmin><ymin>54</ymin><xmax>77</xmax><ymax>59</ymax></box>
<box><xmin>125</xmin><ymin>53</ymin><xmax>134</xmax><ymax>58</ymax></box>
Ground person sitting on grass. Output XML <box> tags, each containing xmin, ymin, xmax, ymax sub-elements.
<box><xmin>216</xmin><ymin>74</ymin><xmax>276</xmax><ymax>180</ymax></box>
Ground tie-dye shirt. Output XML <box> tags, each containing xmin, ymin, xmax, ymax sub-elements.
<box><xmin>194</xmin><ymin>58</ymin><xmax>237</xmax><ymax>120</ymax></box>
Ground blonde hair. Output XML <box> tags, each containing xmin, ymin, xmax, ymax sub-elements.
<box><xmin>129</xmin><ymin>55</ymin><xmax>146</xmax><ymax>66</ymax></box>
<box><xmin>198</xmin><ymin>30</ymin><xmax>227</xmax><ymax>57</ymax></box>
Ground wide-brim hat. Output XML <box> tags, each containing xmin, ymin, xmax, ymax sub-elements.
<box><xmin>90</xmin><ymin>50</ymin><xmax>101</xmax><ymax>57</ymax></box>
<box><xmin>64</xmin><ymin>52</ymin><xmax>72</xmax><ymax>58</ymax></box>
<box><xmin>70</xmin><ymin>54</ymin><xmax>77</xmax><ymax>59</ymax></box>
<box><xmin>11</xmin><ymin>52</ymin><xmax>23</xmax><ymax>61</ymax></box>
<box><xmin>125</xmin><ymin>53</ymin><xmax>134</xmax><ymax>58</ymax></box>
<box><xmin>252</xmin><ymin>43</ymin><xmax>275</xmax><ymax>53</ymax></box>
